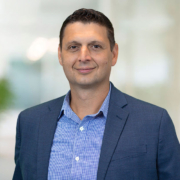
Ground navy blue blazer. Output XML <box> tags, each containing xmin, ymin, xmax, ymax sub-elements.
<box><xmin>13</xmin><ymin>84</ymin><xmax>180</xmax><ymax>180</ymax></box>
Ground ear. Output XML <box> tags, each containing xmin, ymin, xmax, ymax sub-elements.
<box><xmin>58</xmin><ymin>46</ymin><xmax>63</xmax><ymax>66</ymax></box>
<box><xmin>111</xmin><ymin>43</ymin><xmax>118</xmax><ymax>66</ymax></box>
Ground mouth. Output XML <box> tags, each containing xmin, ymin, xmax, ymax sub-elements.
<box><xmin>75</xmin><ymin>67</ymin><xmax>96</xmax><ymax>74</ymax></box>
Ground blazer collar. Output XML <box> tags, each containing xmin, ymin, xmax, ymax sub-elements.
<box><xmin>97</xmin><ymin>83</ymin><xmax>129</xmax><ymax>180</ymax></box>
<box><xmin>37</xmin><ymin>96</ymin><xmax>65</xmax><ymax>180</ymax></box>
<box><xmin>109</xmin><ymin>82</ymin><xmax>127</xmax><ymax>108</ymax></box>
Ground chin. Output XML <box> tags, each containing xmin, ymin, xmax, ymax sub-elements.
<box><xmin>76</xmin><ymin>79</ymin><xmax>98</xmax><ymax>88</ymax></box>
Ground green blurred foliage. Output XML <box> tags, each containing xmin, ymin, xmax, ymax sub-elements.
<box><xmin>0</xmin><ymin>78</ymin><xmax>14</xmax><ymax>112</ymax></box>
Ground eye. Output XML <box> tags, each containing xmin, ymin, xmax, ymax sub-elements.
<box><xmin>93</xmin><ymin>45</ymin><xmax>101</xmax><ymax>49</ymax></box>
<box><xmin>70</xmin><ymin>45</ymin><xmax>77</xmax><ymax>49</ymax></box>
<box><xmin>68</xmin><ymin>45</ymin><xmax>79</xmax><ymax>52</ymax></box>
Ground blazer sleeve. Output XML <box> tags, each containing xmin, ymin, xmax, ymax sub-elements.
<box><xmin>157</xmin><ymin>109</ymin><xmax>180</xmax><ymax>180</ymax></box>
<box><xmin>12</xmin><ymin>113</ymin><xmax>23</xmax><ymax>180</ymax></box>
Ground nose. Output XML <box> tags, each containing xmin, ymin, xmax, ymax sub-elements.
<box><xmin>78</xmin><ymin>46</ymin><xmax>91</xmax><ymax>62</ymax></box>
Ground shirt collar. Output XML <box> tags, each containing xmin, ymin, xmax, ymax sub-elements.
<box><xmin>58</xmin><ymin>83</ymin><xmax>111</xmax><ymax>120</ymax></box>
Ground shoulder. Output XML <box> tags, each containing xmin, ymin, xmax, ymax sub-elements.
<box><xmin>111</xmin><ymin>83</ymin><xmax>165</xmax><ymax>114</ymax></box>
<box><xmin>121</xmin><ymin>92</ymin><xmax>168</xmax><ymax>125</ymax></box>
<box><xmin>19</xmin><ymin>95</ymin><xmax>65</xmax><ymax>119</ymax></box>
<box><xmin>124</xmin><ymin>92</ymin><xmax>164</xmax><ymax>111</ymax></box>
<box><xmin>110</xmin><ymin>84</ymin><xmax>167</xmax><ymax>124</ymax></box>
<box><xmin>111</xmin><ymin>84</ymin><xmax>165</xmax><ymax>116</ymax></box>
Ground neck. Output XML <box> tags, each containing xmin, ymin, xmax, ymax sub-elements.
<box><xmin>69</xmin><ymin>82</ymin><xmax>110</xmax><ymax>120</ymax></box>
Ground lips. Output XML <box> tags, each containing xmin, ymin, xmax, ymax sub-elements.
<box><xmin>75</xmin><ymin>67</ymin><xmax>96</xmax><ymax>74</ymax></box>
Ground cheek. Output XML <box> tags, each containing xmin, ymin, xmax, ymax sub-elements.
<box><xmin>96</xmin><ymin>59</ymin><xmax>111</xmax><ymax>75</ymax></box>
<box><xmin>102</xmin><ymin>57</ymin><xmax>111</xmax><ymax>66</ymax></box>
<box><xmin>92</xmin><ymin>53</ymin><xmax>109</xmax><ymax>66</ymax></box>
<box><xmin>101</xmin><ymin>53</ymin><xmax>112</xmax><ymax>65</ymax></box>
<box><xmin>63</xmin><ymin>52</ymin><xmax>78</xmax><ymax>64</ymax></box>
<box><xmin>62</xmin><ymin>58</ymin><xmax>76</xmax><ymax>68</ymax></box>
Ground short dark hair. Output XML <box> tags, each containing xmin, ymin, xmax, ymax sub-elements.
<box><xmin>59</xmin><ymin>8</ymin><xmax>115</xmax><ymax>51</ymax></box>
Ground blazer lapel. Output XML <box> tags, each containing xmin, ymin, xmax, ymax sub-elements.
<box><xmin>37</xmin><ymin>96</ymin><xmax>65</xmax><ymax>180</ymax></box>
<box><xmin>97</xmin><ymin>84</ymin><xmax>129</xmax><ymax>180</ymax></box>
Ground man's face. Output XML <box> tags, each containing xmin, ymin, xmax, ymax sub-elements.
<box><xmin>58</xmin><ymin>22</ymin><xmax>118</xmax><ymax>88</ymax></box>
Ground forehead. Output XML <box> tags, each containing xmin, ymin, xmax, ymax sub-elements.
<box><xmin>62</xmin><ymin>22</ymin><xmax>109</xmax><ymax>43</ymax></box>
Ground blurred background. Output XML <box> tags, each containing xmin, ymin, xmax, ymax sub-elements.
<box><xmin>0</xmin><ymin>0</ymin><xmax>180</xmax><ymax>179</ymax></box>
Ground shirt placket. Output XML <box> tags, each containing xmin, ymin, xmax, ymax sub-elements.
<box><xmin>70</xmin><ymin>118</ymin><xmax>90</xmax><ymax>180</ymax></box>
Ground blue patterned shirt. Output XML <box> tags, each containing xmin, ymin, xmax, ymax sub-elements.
<box><xmin>48</xmin><ymin>84</ymin><xmax>111</xmax><ymax>180</ymax></box>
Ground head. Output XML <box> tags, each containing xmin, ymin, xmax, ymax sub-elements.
<box><xmin>59</xmin><ymin>8</ymin><xmax>115</xmax><ymax>52</ymax></box>
<box><xmin>58</xmin><ymin>8</ymin><xmax>118</xmax><ymax>89</ymax></box>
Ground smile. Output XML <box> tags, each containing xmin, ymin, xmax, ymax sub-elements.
<box><xmin>76</xmin><ymin>67</ymin><xmax>96</xmax><ymax>74</ymax></box>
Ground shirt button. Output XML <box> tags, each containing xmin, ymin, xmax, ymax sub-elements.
<box><xmin>75</xmin><ymin>156</ymin><xmax>79</xmax><ymax>161</ymax></box>
<box><xmin>80</xmin><ymin>126</ymin><xmax>84</xmax><ymax>131</ymax></box>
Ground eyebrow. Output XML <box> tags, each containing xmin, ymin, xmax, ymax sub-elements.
<box><xmin>66</xmin><ymin>40</ymin><xmax>104</xmax><ymax>46</ymax></box>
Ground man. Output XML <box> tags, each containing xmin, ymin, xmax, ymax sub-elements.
<box><xmin>13</xmin><ymin>8</ymin><xmax>180</xmax><ymax>180</ymax></box>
